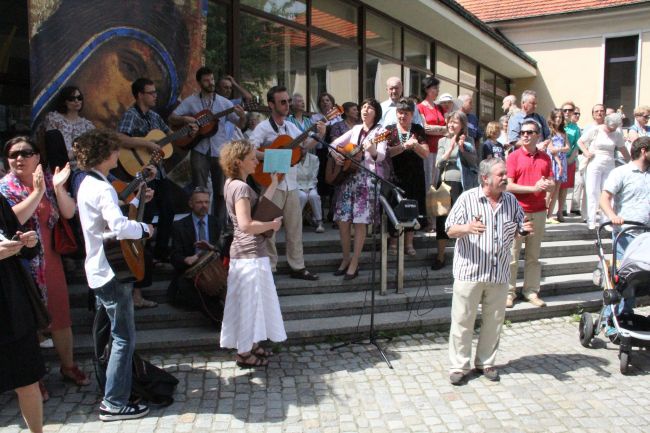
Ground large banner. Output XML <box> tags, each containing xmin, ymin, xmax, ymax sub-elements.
<box><xmin>28</xmin><ymin>0</ymin><xmax>206</xmax><ymax>129</ymax></box>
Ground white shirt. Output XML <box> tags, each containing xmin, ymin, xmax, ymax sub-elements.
<box><xmin>296</xmin><ymin>153</ymin><xmax>320</xmax><ymax>190</ymax></box>
<box><xmin>380</xmin><ymin>99</ymin><xmax>424</xmax><ymax>128</ymax></box>
<box><xmin>248</xmin><ymin>118</ymin><xmax>303</xmax><ymax>191</ymax></box>
<box><xmin>77</xmin><ymin>170</ymin><xmax>151</xmax><ymax>288</ymax></box>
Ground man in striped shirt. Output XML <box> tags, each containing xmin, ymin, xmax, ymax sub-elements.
<box><xmin>446</xmin><ymin>158</ymin><xmax>533</xmax><ymax>385</ymax></box>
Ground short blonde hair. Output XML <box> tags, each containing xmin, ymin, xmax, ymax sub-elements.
<box><xmin>634</xmin><ymin>105</ymin><xmax>650</xmax><ymax>116</ymax></box>
<box><xmin>485</xmin><ymin>121</ymin><xmax>500</xmax><ymax>140</ymax></box>
<box><xmin>219</xmin><ymin>139</ymin><xmax>255</xmax><ymax>179</ymax></box>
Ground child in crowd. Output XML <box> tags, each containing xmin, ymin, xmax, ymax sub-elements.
<box><xmin>545</xmin><ymin>109</ymin><xmax>569</xmax><ymax>224</ymax></box>
<box><xmin>481</xmin><ymin>121</ymin><xmax>505</xmax><ymax>160</ymax></box>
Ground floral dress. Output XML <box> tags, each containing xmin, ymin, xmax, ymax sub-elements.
<box><xmin>548</xmin><ymin>133</ymin><xmax>568</xmax><ymax>183</ymax></box>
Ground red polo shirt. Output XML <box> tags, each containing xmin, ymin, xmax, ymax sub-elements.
<box><xmin>506</xmin><ymin>146</ymin><xmax>553</xmax><ymax>213</ymax></box>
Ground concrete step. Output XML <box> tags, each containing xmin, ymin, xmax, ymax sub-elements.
<box><xmin>56</xmin><ymin>289</ymin><xmax>610</xmax><ymax>357</ymax></box>
<box><xmin>69</xmin><ymin>273</ymin><xmax>597</xmax><ymax>333</ymax></box>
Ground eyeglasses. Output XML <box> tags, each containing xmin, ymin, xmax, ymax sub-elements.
<box><xmin>562</xmin><ymin>108</ymin><xmax>574</xmax><ymax>112</ymax></box>
<box><xmin>520</xmin><ymin>130</ymin><xmax>538</xmax><ymax>136</ymax></box>
<box><xmin>274</xmin><ymin>98</ymin><xmax>292</xmax><ymax>105</ymax></box>
<box><xmin>143</xmin><ymin>90</ymin><xmax>158</xmax><ymax>96</ymax></box>
<box><xmin>636</xmin><ymin>114</ymin><xmax>650</xmax><ymax>119</ymax></box>
<box><xmin>8</xmin><ymin>150</ymin><xmax>36</xmax><ymax>159</ymax></box>
<box><xmin>66</xmin><ymin>95</ymin><xmax>84</xmax><ymax>102</ymax></box>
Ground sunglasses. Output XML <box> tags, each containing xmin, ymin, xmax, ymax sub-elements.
<box><xmin>562</xmin><ymin>108</ymin><xmax>574</xmax><ymax>112</ymax></box>
<box><xmin>8</xmin><ymin>149</ymin><xmax>36</xmax><ymax>159</ymax></box>
<box><xmin>520</xmin><ymin>130</ymin><xmax>538</xmax><ymax>136</ymax></box>
<box><xmin>274</xmin><ymin>98</ymin><xmax>292</xmax><ymax>105</ymax></box>
<box><xmin>574</xmin><ymin>113</ymin><xmax>581</xmax><ymax>116</ymax></box>
<box><xmin>66</xmin><ymin>95</ymin><xmax>83</xmax><ymax>102</ymax></box>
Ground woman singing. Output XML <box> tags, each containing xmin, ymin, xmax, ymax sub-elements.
<box><xmin>330</xmin><ymin>98</ymin><xmax>387</xmax><ymax>280</ymax></box>
<box><xmin>219</xmin><ymin>140</ymin><xmax>286</xmax><ymax>368</ymax></box>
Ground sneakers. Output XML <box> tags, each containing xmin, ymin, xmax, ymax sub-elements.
<box><xmin>476</xmin><ymin>367</ymin><xmax>500</xmax><ymax>382</ymax></box>
<box><xmin>315</xmin><ymin>223</ymin><xmax>325</xmax><ymax>233</ymax></box>
<box><xmin>505</xmin><ymin>295</ymin><xmax>515</xmax><ymax>308</ymax></box>
<box><xmin>545</xmin><ymin>218</ymin><xmax>560</xmax><ymax>225</ymax></box>
<box><xmin>99</xmin><ymin>403</ymin><xmax>149</xmax><ymax>422</ymax></box>
<box><xmin>527</xmin><ymin>293</ymin><xmax>546</xmax><ymax>307</ymax></box>
<box><xmin>449</xmin><ymin>371</ymin><xmax>466</xmax><ymax>386</ymax></box>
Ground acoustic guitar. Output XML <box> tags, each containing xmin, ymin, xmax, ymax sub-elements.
<box><xmin>252</xmin><ymin>106</ymin><xmax>342</xmax><ymax>187</ymax></box>
<box><xmin>118</xmin><ymin>129</ymin><xmax>179</xmax><ymax>177</ymax></box>
<box><xmin>173</xmin><ymin>101</ymin><xmax>268</xmax><ymax>149</ymax></box>
<box><xmin>325</xmin><ymin>130</ymin><xmax>390</xmax><ymax>186</ymax></box>
<box><xmin>104</xmin><ymin>172</ymin><xmax>147</xmax><ymax>283</ymax></box>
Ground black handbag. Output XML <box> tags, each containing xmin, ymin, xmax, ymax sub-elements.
<box><xmin>20</xmin><ymin>265</ymin><xmax>51</xmax><ymax>331</ymax></box>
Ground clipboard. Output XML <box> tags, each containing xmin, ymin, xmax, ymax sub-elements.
<box><xmin>252</xmin><ymin>196</ymin><xmax>283</xmax><ymax>238</ymax></box>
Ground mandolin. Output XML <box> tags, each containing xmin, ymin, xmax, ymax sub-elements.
<box><xmin>173</xmin><ymin>101</ymin><xmax>269</xmax><ymax>149</ymax></box>
<box><xmin>325</xmin><ymin>130</ymin><xmax>390</xmax><ymax>186</ymax></box>
<box><xmin>252</xmin><ymin>106</ymin><xmax>343</xmax><ymax>187</ymax></box>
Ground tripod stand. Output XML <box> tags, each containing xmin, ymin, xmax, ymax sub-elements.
<box><xmin>309</xmin><ymin>133</ymin><xmax>412</xmax><ymax>369</ymax></box>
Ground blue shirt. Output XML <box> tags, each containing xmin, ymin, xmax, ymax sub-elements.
<box><xmin>192</xmin><ymin>213</ymin><xmax>210</xmax><ymax>253</ymax></box>
<box><xmin>380</xmin><ymin>99</ymin><xmax>424</xmax><ymax>127</ymax></box>
<box><xmin>172</xmin><ymin>93</ymin><xmax>240</xmax><ymax>157</ymax></box>
<box><xmin>507</xmin><ymin>111</ymin><xmax>550</xmax><ymax>144</ymax></box>
<box><xmin>466</xmin><ymin>112</ymin><xmax>483</xmax><ymax>142</ymax></box>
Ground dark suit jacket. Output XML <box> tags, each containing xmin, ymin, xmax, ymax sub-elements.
<box><xmin>168</xmin><ymin>214</ymin><xmax>220</xmax><ymax>307</ymax></box>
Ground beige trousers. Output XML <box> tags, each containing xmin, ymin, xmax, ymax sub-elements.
<box><xmin>449</xmin><ymin>280</ymin><xmax>509</xmax><ymax>372</ymax></box>
<box><xmin>266</xmin><ymin>189</ymin><xmax>305</xmax><ymax>271</ymax></box>
<box><xmin>508</xmin><ymin>210</ymin><xmax>546</xmax><ymax>298</ymax></box>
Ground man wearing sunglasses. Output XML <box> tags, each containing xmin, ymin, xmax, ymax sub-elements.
<box><xmin>505</xmin><ymin>119</ymin><xmax>554</xmax><ymax>308</ymax></box>
<box><xmin>248</xmin><ymin>85</ymin><xmax>326</xmax><ymax>281</ymax></box>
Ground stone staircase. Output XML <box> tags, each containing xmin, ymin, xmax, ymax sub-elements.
<box><xmin>58</xmin><ymin>216</ymin><xmax>607</xmax><ymax>356</ymax></box>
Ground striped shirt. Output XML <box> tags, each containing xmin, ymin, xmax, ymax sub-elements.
<box><xmin>445</xmin><ymin>186</ymin><xmax>524</xmax><ymax>283</ymax></box>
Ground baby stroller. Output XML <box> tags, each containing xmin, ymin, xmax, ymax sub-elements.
<box><xmin>578</xmin><ymin>221</ymin><xmax>650</xmax><ymax>374</ymax></box>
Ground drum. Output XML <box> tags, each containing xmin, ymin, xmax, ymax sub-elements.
<box><xmin>184</xmin><ymin>251</ymin><xmax>228</xmax><ymax>299</ymax></box>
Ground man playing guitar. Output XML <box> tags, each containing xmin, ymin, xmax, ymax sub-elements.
<box><xmin>117</xmin><ymin>78</ymin><xmax>187</xmax><ymax>308</ymax></box>
<box><xmin>248</xmin><ymin>85</ymin><xmax>326</xmax><ymax>280</ymax></box>
<box><xmin>169</xmin><ymin>67</ymin><xmax>246</xmax><ymax>227</ymax></box>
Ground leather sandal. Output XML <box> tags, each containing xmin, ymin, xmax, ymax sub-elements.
<box><xmin>236</xmin><ymin>353</ymin><xmax>268</xmax><ymax>369</ymax></box>
<box><xmin>61</xmin><ymin>364</ymin><xmax>90</xmax><ymax>386</ymax></box>
<box><xmin>252</xmin><ymin>345</ymin><xmax>274</xmax><ymax>358</ymax></box>
<box><xmin>290</xmin><ymin>268</ymin><xmax>319</xmax><ymax>281</ymax></box>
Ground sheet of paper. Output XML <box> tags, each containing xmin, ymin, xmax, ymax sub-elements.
<box><xmin>263</xmin><ymin>149</ymin><xmax>292</xmax><ymax>174</ymax></box>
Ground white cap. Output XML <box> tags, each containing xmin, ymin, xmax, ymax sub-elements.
<box><xmin>437</xmin><ymin>93</ymin><xmax>453</xmax><ymax>103</ymax></box>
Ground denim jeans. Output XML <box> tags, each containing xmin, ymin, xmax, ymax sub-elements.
<box><xmin>94</xmin><ymin>279</ymin><xmax>136</xmax><ymax>410</ymax></box>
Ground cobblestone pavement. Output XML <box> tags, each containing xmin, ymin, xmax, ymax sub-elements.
<box><xmin>3</xmin><ymin>309</ymin><xmax>650</xmax><ymax>433</ymax></box>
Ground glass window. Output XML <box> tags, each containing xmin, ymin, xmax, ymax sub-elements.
<box><xmin>479</xmin><ymin>97</ymin><xmax>495</xmax><ymax>126</ymax></box>
<box><xmin>311</xmin><ymin>0</ymin><xmax>357</xmax><ymax>42</ymax></box>
<box><xmin>604</xmin><ymin>35</ymin><xmax>638</xmax><ymax>124</ymax></box>
<box><xmin>309</xmin><ymin>36</ymin><xmax>359</xmax><ymax>110</ymax></box>
<box><xmin>479</xmin><ymin>67</ymin><xmax>495</xmax><ymax>96</ymax></box>
<box><xmin>405</xmin><ymin>67</ymin><xmax>428</xmax><ymax>100</ymax></box>
<box><xmin>438</xmin><ymin>79</ymin><xmax>457</xmax><ymax>103</ymax></box>
<box><xmin>435</xmin><ymin>45</ymin><xmax>457</xmax><ymax>81</ymax></box>
<box><xmin>495</xmin><ymin>75</ymin><xmax>508</xmax><ymax>99</ymax></box>
<box><xmin>239</xmin><ymin>13</ymin><xmax>307</xmax><ymax>100</ymax></box>
<box><xmin>459</xmin><ymin>57</ymin><xmax>477</xmax><ymax>87</ymax></box>
<box><xmin>366</xmin><ymin>12</ymin><xmax>401</xmax><ymax>59</ymax></box>
<box><xmin>365</xmin><ymin>55</ymin><xmax>401</xmax><ymax>99</ymax></box>
<box><xmin>241</xmin><ymin>0</ymin><xmax>307</xmax><ymax>22</ymax></box>
<box><xmin>205</xmin><ymin>2</ymin><xmax>228</xmax><ymax>77</ymax></box>
<box><xmin>404</xmin><ymin>31</ymin><xmax>430</xmax><ymax>69</ymax></box>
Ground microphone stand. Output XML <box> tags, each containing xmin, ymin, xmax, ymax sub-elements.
<box><xmin>309</xmin><ymin>133</ymin><xmax>403</xmax><ymax>369</ymax></box>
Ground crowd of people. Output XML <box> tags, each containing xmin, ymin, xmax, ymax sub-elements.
<box><xmin>1</xmin><ymin>64</ymin><xmax>649</xmax><ymax>431</ymax></box>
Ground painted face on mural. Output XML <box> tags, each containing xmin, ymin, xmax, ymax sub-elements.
<box><xmin>72</xmin><ymin>39</ymin><xmax>168</xmax><ymax>128</ymax></box>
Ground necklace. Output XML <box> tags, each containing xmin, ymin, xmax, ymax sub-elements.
<box><xmin>398</xmin><ymin>125</ymin><xmax>411</xmax><ymax>146</ymax></box>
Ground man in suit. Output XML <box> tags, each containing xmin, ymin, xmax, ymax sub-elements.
<box><xmin>168</xmin><ymin>187</ymin><xmax>223</xmax><ymax>320</ymax></box>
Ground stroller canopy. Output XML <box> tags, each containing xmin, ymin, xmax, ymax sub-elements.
<box><xmin>618</xmin><ymin>232</ymin><xmax>650</xmax><ymax>297</ymax></box>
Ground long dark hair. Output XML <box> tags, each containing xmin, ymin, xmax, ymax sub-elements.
<box><xmin>548</xmin><ymin>108</ymin><xmax>565</xmax><ymax>135</ymax></box>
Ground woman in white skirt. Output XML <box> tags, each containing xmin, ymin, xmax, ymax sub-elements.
<box><xmin>219</xmin><ymin>140</ymin><xmax>286</xmax><ymax>368</ymax></box>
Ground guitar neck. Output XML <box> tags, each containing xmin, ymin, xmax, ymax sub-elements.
<box><xmin>289</xmin><ymin>124</ymin><xmax>318</xmax><ymax>149</ymax></box>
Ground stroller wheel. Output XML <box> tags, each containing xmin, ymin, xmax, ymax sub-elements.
<box><xmin>619</xmin><ymin>350</ymin><xmax>629</xmax><ymax>374</ymax></box>
<box><xmin>579</xmin><ymin>313</ymin><xmax>595</xmax><ymax>347</ymax></box>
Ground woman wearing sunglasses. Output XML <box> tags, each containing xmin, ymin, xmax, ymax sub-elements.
<box><xmin>0</xmin><ymin>137</ymin><xmax>89</xmax><ymax>401</ymax></box>
<box><xmin>628</xmin><ymin>105</ymin><xmax>650</xmax><ymax>144</ymax></box>
<box><xmin>42</xmin><ymin>86</ymin><xmax>95</xmax><ymax>168</ymax></box>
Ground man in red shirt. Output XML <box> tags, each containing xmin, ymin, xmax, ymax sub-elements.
<box><xmin>506</xmin><ymin>119</ymin><xmax>554</xmax><ymax>308</ymax></box>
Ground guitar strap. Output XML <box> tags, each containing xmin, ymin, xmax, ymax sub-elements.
<box><xmin>268</xmin><ymin>116</ymin><xmax>280</xmax><ymax>134</ymax></box>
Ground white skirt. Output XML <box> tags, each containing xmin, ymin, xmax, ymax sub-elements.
<box><xmin>219</xmin><ymin>257</ymin><xmax>287</xmax><ymax>353</ymax></box>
